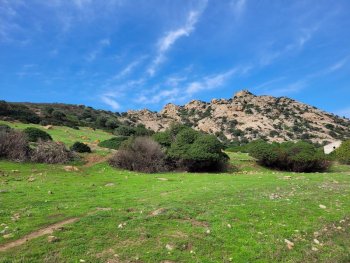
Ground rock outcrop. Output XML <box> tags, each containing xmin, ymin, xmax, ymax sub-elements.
<box><xmin>122</xmin><ymin>90</ymin><xmax>350</xmax><ymax>143</ymax></box>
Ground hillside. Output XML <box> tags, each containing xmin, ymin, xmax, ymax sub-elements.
<box><xmin>127</xmin><ymin>90</ymin><xmax>350</xmax><ymax>144</ymax></box>
<box><xmin>1</xmin><ymin>90</ymin><xmax>350</xmax><ymax>144</ymax></box>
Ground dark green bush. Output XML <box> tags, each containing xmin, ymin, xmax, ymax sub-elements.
<box><xmin>249</xmin><ymin>141</ymin><xmax>330</xmax><ymax>172</ymax></box>
<box><xmin>98</xmin><ymin>136</ymin><xmax>128</xmax><ymax>150</ymax></box>
<box><xmin>114</xmin><ymin>126</ymin><xmax>135</xmax><ymax>136</ymax></box>
<box><xmin>167</xmin><ymin>128</ymin><xmax>229</xmax><ymax>172</ymax></box>
<box><xmin>335</xmin><ymin>140</ymin><xmax>350</xmax><ymax>164</ymax></box>
<box><xmin>23</xmin><ymin>127</ymin><xmax>52</xmax><ymax>142</ymax></box>
<box><xmin>70</xmin><ymin>141</ymin><xmax>91</xmax><ymax>153</ymax></box>
<box><xmin>153</xmin><ymin>131</ymin><xmax>172</xmax><ymax>147</ymax></box>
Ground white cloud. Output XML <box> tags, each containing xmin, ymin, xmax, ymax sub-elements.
<box><xmin>267</xmin><ymin>81</ymin><xmax>307</xmax><ymax>96</ymax></box>
<box><xmin>328</xmin><ymin>57</ymin><xmax>348</xmax><ymax>72</ymax></box>
<box><xmin>185</xmin><ymin>68</ymin><xmax>238</xmax><ymax>96</ymax></box>
<box><xmin>259</xmin><ymin>27</ymin><xmax>318</xmax><ymax>66</ymax></box>
<box><xmin>101</xmin><ymin>95</ymin><xmax>120</xmax><ymax>110</ymax></box>
<box><xmin>135</xmin><ymin>66</ymin><xmax>248</xmax><ymax>107</ymax></box>
<box><xmin>147</xmin><ymin>2</ymin><xmax>207</xmax><ymax>76</ymax></box>
<box><xmin>86</xmin><ymin>38</ymin><xmax>110</xmax><ymax>62</ymax></box>
<box><xmin>230</xmin><ymin>0</ymin><xmax>247</xmax><ymax>18</ymax></box>
<box><xmin>110</xmin><ymin>56</ymin><xmax>146</xmax><ymax>81</ymax></box>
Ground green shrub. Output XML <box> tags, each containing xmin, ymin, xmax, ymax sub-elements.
<box><xmin>114</xmin><ymin>126</ymin><xmax>135</xmax><ymax>136</ymax></box>
<box><xmin>153</xmin><ymin>131</ymin><xmax>172</xmax><ymax>148</ymax></box>
<box><xmin>98</xmin><ymin>136</ymin><xmax>128</xmax><ymax>150</ymax></box>
<box><xmin>335</xmin><ymin>140</ymin><xmax>350</xmax><ymax>164</ymax></box>
<box><xmin>167</xmin><ymin>128</ymin><xmax>229</xmax><ymax>172</ymax></box>
<box><xmin>23</xmin><ymin>127</ymin><xmax>52</xmax><ymax>142</ymax></box>
<box><xmin>70</xmin><ymin>141</ymin><xmax>91</xmax><ymax>153</ymax></box>
<box><xmin>249</xmin><ymin>141</ymin><xmax>330</xmax><ymax>172</ymax></box>
<box><xmin>134</xmin><ymin>124</ymin><xmax>154</xmax><ymax>136</ymax></box>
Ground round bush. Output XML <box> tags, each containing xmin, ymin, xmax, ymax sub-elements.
<box><xmin>23</xmin><ymin>127</ymin><xmax>52</xmax><ymax>142</ymax></box>
<box><xmin>98</xmin><ymin>136</ymin><xmax>128</xmax><ymax>150</ymax></box>
<box><xmin>70</xmin><ymin>141</ymin><xmax>91</xmax><ymax>153</ymax></box>
<box><xmin>109</xmin><ymin>137</ymin><xmax>166</xmax><ymax>173</ymax></box>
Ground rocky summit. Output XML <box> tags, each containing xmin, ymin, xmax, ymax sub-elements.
<box><xmin>125</xmin><ymin>90</ymin><xmax>350</xmax><ymax>144</ymax></box>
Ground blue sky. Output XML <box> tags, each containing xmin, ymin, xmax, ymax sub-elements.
<box><xmin>0</xmin><ymin>0</ymin><xmax>349</xmax><ymax>116</ymax></box>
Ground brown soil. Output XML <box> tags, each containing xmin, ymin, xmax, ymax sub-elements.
<box><xmin>83</xmin><ymin>154</ymin><xmax>111</xmax><ymax>167</ymax></box>
<box><xmin>0</xmin><ymin>218</ymin><xmax>79</xmax><ymax>252</ymax></box>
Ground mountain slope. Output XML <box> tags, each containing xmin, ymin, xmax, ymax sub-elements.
<box><xmin>1</xmin><ymin>90</ymin><xmax>350</xmax><ymax>144</ymax></box>
<box><xmin>126</xmin><ymin>90</ymin><xmax>350</xmax><ymax>144</ymax></box>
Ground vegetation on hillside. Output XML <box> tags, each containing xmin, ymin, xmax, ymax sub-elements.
<box><xmin>23</xmin><ymin>127</ymin><xmax>52</xmax><ymax>142</ymax></box>
<box><xmin>248</xmin><ymin>141</ymin><xmax>330</xmax><ymax>172</ymax></box>
<box><xmin>335</xmin><ymin>140</ymin><xmax>350</xmax><ymax>164</ymax></box>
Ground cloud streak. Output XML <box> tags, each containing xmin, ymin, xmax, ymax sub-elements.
<box><xmin>85</xmin><ymin>38</ymin><xmax>110</xmax><ymax>62</ymax></box>
<box><xmin>147</xmin><ymin>2</ymin><xmax>207</xmax><ymax>76</ymax></box>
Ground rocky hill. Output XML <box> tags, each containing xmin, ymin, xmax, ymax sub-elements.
<box><xmin>125</xmin><ymin>90</ymin><xmax>350</xmax><ymax>144</ymax></box>
<box><xmin>1</xmin><ymin>90</ymin><xmax>350</xmax><ymax>144</ymax></box>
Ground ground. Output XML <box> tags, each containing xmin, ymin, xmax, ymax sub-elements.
<box><xmin>0</xmin><ymin>122</ymin><xmax>349</xmax><ymax>262</ymax></box>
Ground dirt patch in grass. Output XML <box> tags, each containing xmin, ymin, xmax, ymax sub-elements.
<box><xmin>178</xmin><ymin>217</ymin><xmax>209</xmax><ymax>228</ymax></box>
<box><xmin>83</xmin><ymin>154</ymin><xmax>110</xmax><ymax>167</ymax></box>
<box><xmin>0</xmin><ymin>217</ymin><xmax>79</xmax><ymax>252</ymax></box>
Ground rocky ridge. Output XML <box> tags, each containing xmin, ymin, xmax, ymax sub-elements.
<box><xmin>125</xmin><ymin>90</ymin><xmax>350</xmax><ymax>143</ymax></box>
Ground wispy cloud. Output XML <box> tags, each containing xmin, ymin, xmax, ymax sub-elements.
<box><xmin>110</xmin><ymin>56</ymin><xmax>146</xmax><ymax>81</ymax></box>
<box><xmin>147</xmin><ymin>2</ymin><xmax>207</xmax><ymax>76</ymax></box>
<box><xmin>259</xmin><ymin>26</ymin><xmax>318</xmax><ymax>66</ymax></box>
<box><xmin>85</xmin><ymin>38</ymin><xmax>110</xmax><ymax>62</ymax></box>
<box><xmin>328</xmin><ymin>57</ymin><xmax>348</xmax><ymax>72</ymax></box>
<box><xmin>185</xmin><ymin>68</ymin><xmax>238</xmax><ymax>96</ymax></box>
<box><xmin>267</xmin><ymin>80</ymin><xmax>307</xmax><ymax>97</ymax></box>
<box><xmin>100</xmin><ymin>95</ymin><xmax>120</xmax><ymax>110</ymax></box>
<box><xmin>135</xmin><ymin>65</ymin><xmax>249</xmax><ymax>106</ymax></box>
<box><xmin>230</xmin><ymin>0</ymin><xmax>247</xmax><ymax>18</ymax></box>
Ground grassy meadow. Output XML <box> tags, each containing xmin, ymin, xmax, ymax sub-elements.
<box><xmin>0</xmin><ymin>122</ymin><xmax>350</xmax><ymax>262</ymax></box>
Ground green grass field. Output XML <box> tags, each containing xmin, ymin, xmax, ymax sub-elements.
<box><xmin>0</xmin><ymin>122</ymin><xmax>350</xmax><ymax>262</ymax></box>
<box><xmin>0</xmin><ymin>120</ymin><xmax>114</xmax><ymax>148</ymax></box>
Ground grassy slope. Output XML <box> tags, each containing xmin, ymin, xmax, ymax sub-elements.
<box><xmin>0</xmin><ymin>120</ymin><xmax>114</xmax><ymax>148</ymax></box>
<box><xmin>0</xmin><ymin>152</ymin><xmax>349</xmax><ymax>262</ymax></box>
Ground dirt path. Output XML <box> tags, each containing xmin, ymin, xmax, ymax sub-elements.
<box><xmin>83</xmin><ymin>154</ymin><xmax>111</xmax><ymax>167</ymax></box>
<box><xmin>0</xmin><ymin>218</ymin><xmax>79</xmax><ymax>252</ymax></box>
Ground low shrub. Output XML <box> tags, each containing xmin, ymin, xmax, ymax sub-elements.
<box><xmin>335</xmin><ymin>140</ymin><xmax>350</xmax><ymax>164</ymax></box>
<box><xmin>23</xmin><ymin>127</ymin><xmax>52</xmax><ymax>142</ymax></box>
<box><xmin>249</xmin><ymin>141</ymin><xmax>330</xmax><ymax>172</ymax></box>
<box><xmin>70</xmin><ymin>141</ymin><xmax>91</xmax><ymax>153</ymax></box>
<box><xmin>109</xmin><ymin>137</ymin><xmax>166</xmax><ymax>173</ymax></box>
<box><xmin>31</xmin><ymin>140</ymin><xmax>74</xmax><ymax>164</ymax></box>
<box><xmin>98</xmin><ymin>136</ymin><xmax>128</xmax><ymax>150</ymax></box>
<box><xmin>0</xmin><ymin>130</ymin><xmax>30</xmax><ymax>162</ymax></box>
<box><xmin>0</xmin><ymin>123</ymin><xmax>11</xmax><ymax>133</ymax></box>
